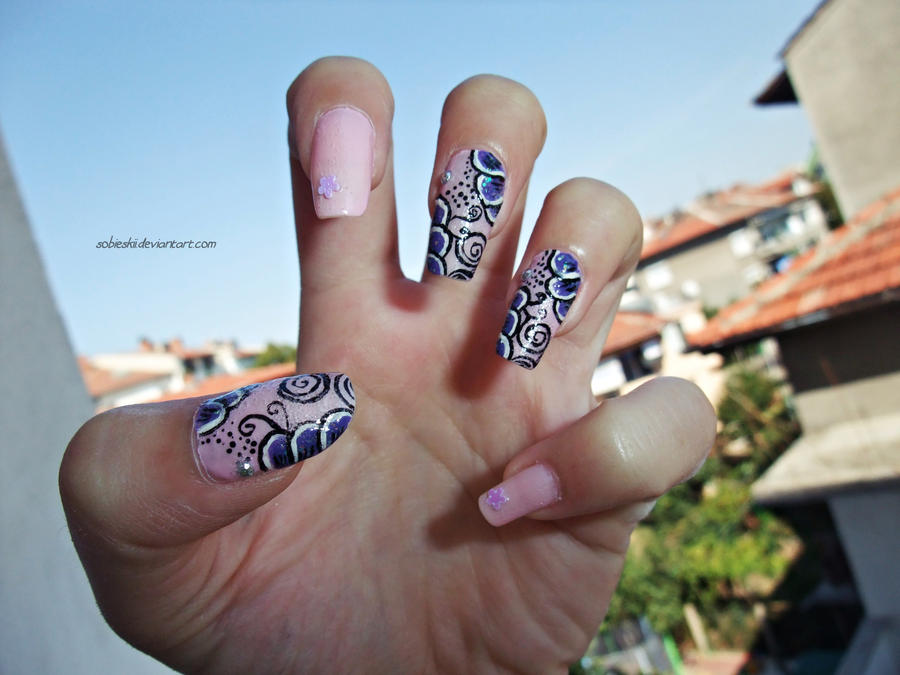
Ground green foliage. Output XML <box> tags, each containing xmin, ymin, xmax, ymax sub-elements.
<box><xmin>253</xmin><ymin>343</ymin><xmax>297</xmax><ymax>367</ymax></box>
<box><xmin>718</xmin><ymin>367</ymin><xmax>800</xmax><ymax>477</ymax></box>
<box><xmin>816</xmin><ymin>182</ymin><xmax>844</xmax><ymax>230</ymax></box>
<box><xmin>702</xmin><ymin>305</ymin><xmax>719</xmax><ymax>320</ymax></box>
<box><xmin>601</xmin><ymin>367</ymin><xmax>801</xmax><ymax>649</ymax></box>
<box><xmin>806</xmin><ymin>144</ymin><xmax>844</xmax><ymax>228</ymax></box>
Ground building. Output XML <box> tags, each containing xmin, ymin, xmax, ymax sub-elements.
<box><xmin>690</xmin><ymin>188</ymin><xmax>900</xmax><ymax>675</ymax></box>
<box><xmin>150</xmin><ymin>362</ymin><xmax>295</xmax><ymax>402</ymax></box>
<box><xmin>593</xmin><ymin>311</ymin><xmax>725</xmax><ymax>406</ymax></box>
<box><xmin>592</xmin><ymin>311</ymin><xmax>667</xmax><ymax>398</ymax></box>
<box><xmin>628</xmin><ymin>170</ymin><xmax>829</xmax><ymax>332</ymax></box>
<box><xmin>80</xmin><ymin>338</ymin><xmax>265</xmax><ymax>411</ymax></box>
<box><xmin>755</xmin><ymin>0</ymin><xmax>900</xmax><ymax>218</ymax></box>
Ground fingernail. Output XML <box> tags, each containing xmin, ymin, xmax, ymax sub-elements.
<box><xmin>478</xmin><ymin>463</ymin><xmax>561</xmax><ymax>527</ymax></box>
<box><xmin>426</xmin><ymin>149</ymin><xmax>506</xmax><ymax>280</ymax></box>
<box><xmin>496</xmin><ymin>249</ymin><xmax>582</xmax><ymax>369</ymax></box>
<box><xmin>192</xmin><ymin>373</ymin><xmax>355</xmax><ymax>481</ymax></box>
<box><xmin>310</xmin><ymin>107</ymin><xmax>375</xmax><ymax>219</ymax></box>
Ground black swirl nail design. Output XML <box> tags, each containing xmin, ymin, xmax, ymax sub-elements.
<box><xmin>496</xmin><ymin>250</ymin><xmax>582</xmax><ymax>369</ymax></box>
<box><xmin>426</xmin><ymin>149</ymin><xmax>506</xmax><ymax>280</ymax></box>
<box><xmin>192</xmin><ymin>373</ymin><xmax>355</xmax><ymax>480</ymax></box>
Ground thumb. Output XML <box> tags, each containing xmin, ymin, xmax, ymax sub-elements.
<box><xmin>59</xmin><ymin>372</ymin><xmax>356</xmax><ymax>550</ymax></box>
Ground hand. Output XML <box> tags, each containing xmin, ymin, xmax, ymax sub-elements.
<box><xmin>60</xmin><ymin>57</ymin><xmax>716</xmax><ymax>674</ymax></box>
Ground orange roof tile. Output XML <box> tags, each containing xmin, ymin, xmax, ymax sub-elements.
<box><xmin>78</xmin><ymin>357</ymin><xmax>168</xmax><ymax>397</ymax></box>
<box><xmin>641</xmin><ymin>170</ymin><xmax>807</xmax><ymax>261</ymax></box>
<box><xmin>689</xmin><ymin>187</ymin><xmax>900</xmax><ymax>348</ymax></box>
<box><xmin>605</xmin><ymin>312</ymin><xmax>667</xmax><ymax>355</ymax></box>
<box><xmin>641</xmin><ymin>215</ymin><xmax>720</xmax><ymax>260</ymax></box>
<box><xmin>150</xmin><ymin>363</ymin><xmax>296</xmax><ymax>402</ymax></box>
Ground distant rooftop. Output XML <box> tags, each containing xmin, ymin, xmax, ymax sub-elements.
<box><xmin>78</xmin><ymin>357</ymin><xmax>167</xmax><ymax>397</ymax></box>
<box><xmin>150</xmin><ymin>362</ymin><xmax>296</xmax><ymax>402</ymax></box>
<box><xmin>689</xmin><ymin>186</ymin><xmax>900</xmax><ymax>349</ymax></box>
<box><xmin>605</xmin><ymin>312</ymin><xmax>667</xmax><ymax>356</ymax></box>
<box><xmin>641</xmin><ymin>169</ymin><xmax>810</xmax><ymax>262</ymax></box>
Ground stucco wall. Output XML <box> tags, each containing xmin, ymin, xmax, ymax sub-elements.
<box><xmin>784</xmin><ymin>0</ymin><xmax>900</xmax><ymax>217</ymax></box>
<box><xmin>0</xmin><ymin>134</ymin><xmax>168</xmax><ymax>672</ymax></box>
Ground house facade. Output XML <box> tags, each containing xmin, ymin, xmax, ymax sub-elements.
<box><xmin>629</xmin><ymin>171</ymin><xmax>829</xmax><ymax>330</ymax></box>
<box><xmin>690</xmin><ymin>190</ymin><xmax>900</xmax><ymax>675</ymax></box>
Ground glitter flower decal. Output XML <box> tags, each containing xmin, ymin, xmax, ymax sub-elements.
<box><xmin>486</xmin><ymin>487</ymin><xmax>509</xmax><ymax>511</ymax></box>
<box><xmin>317</xmin><ymin>175</ymin><xmax>341</xmax><ymax>199</ymax></box>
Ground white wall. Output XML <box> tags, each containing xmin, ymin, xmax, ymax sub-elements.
<box><xmin>0</xmin><ymin>133</ymin><xmax>169</xmax><ymax>672</ymax></box>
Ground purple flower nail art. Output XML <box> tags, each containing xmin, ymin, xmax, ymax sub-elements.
<box><xmin>496</xmin><ymin>249</ymin><xmax>583</xmax><ymax>369</ymax></box>
<box><xmin>486</xmin><ymin>487</ymin><xmax>510</xmax><ymax>511</ymax></box>
<box><xmin>192</xmin><ymin>373</ymin><xmax>355</xmax><ymax>480</ymax></box>
<box><xmin>317</xmin><ymin>175</ymin><xmax>341</xmax><ymax>199</ymax></box>
<box><xmin>426</xmin><ymin>149</ymin><xmax>506</xmax><ymax>280</ymax></box>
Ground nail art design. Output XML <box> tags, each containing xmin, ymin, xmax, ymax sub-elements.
<box><xmin>426</xmin><ymin>149</ymin><xmax>506</xmax><ymax>280</ymax></box>
<box><xmin>486</xmin><ymin>487</ymin><xmax>510</xmax><ymax>511</ymax></box>
<box><xmin>317</xmin><ymin>175</ymin><xmax>341</xmax><ymax>199</ymax></box>
<box><xmin>496</xmin><ymin>249</ymin><xmax>582</xmax><ymax>369</ymax></box>
<box><xmin>310</xmin><ymin>107</ymin><xmax>375</xmax><ymax>218</ymax></box>
<box><xmin>478</xmin><ymin>464</ymin><xmax>561</xmax><ymax>527</ymax></box>
<box><xmin>192</xmin><ymin>373</ymin><xmax>355</xmax><ymax>480</ymax></box>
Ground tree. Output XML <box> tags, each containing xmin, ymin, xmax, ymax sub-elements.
<box><xmin>253</xmin><ymin>343</ymin><xmax>297</xmax><ymax>367</ymax></box>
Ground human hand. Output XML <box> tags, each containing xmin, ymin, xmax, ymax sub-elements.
<box><xmin>60</xmin><ymin>57</ymin><xmax>716</xmax><ymax>674</ymax></box>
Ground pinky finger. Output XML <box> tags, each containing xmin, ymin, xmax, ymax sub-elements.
<box><xmin>478</xmin><ymin>377</ymin><xmax>716</xmax><ymax>526</ymax></box>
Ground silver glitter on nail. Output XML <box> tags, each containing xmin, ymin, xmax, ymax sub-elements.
<box><xmin>538</xmin><ymin>308</ymin><xmax>547</xmax><ymax>319</ymax></box>
<box><xmin>236</xmin><ymin>457</ymin><xmax>254</xmax><ymax>477</ymax></box>
<box><xmin>522</xmin><ymin>269</ymin><xmax>533</xmax><ymax>281</ymax></box>
<box><xmin>441</xmin><ymin>170</ymin><xmax>452</xmax><ymax>184</ymax></box>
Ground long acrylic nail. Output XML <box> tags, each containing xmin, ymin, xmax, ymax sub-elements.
<box><xmin>426</xmin><ymin>149</ymin><xmax>506</xmax><ymax>280</ymax></box>
<box><xmin>310</xmin><ymin>107</ymin><xmax>375</xmax><ymax>218</ymax></box>
<box><xmin>478</xmin><ymin>464</ymin><xmax>561</xmax><ymax>527</ymax></box>
<box><xmin>192</xmin><ymin>373</ymin><xmax>355</xmax><ymax>480</ymax></box>
<box><xmin>496</xmin><ymin>249</ymin><xmax>582</xmax><ymax>369</ymax></box>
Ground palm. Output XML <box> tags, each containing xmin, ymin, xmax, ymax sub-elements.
<box><xmin>166</xmin><ymin>279</ymin><xmax>624</xmax><ymax>673</ymax></box>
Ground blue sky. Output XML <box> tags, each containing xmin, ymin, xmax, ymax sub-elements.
<box><xmin>0</xmin><ymin>0</ymin><xmax>820</xmax><ymax>355</ymax></box>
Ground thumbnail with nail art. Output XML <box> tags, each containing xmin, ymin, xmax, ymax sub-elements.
<box><xmin>192</xmin><ymin>373</ymin><xmax>355</xmax><ymax>480</ymax></box>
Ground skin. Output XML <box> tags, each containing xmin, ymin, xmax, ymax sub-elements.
<box><xmin>59</xmin><ymin>58</ymin><xmax>717</xmax><ymax>674</ymax></box>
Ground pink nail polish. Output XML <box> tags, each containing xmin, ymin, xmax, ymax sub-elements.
<box><xmin>309</xmin><ymin>107</ymin><xmax>375</xmax><ymax>219</ymax></box>
<box><xmin>478</xmin><ymin>464</ymin><xmax>561</xmax><ymax>527</ymax></box>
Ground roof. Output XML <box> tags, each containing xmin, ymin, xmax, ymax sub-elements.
<box><xmin>690</xmin><ymin>187</ymin><xmax>900</xmax><ymax>348</ymax></box>
<box><xmin>641</xmin><ymin>170</ymin><xmax>807</xmax><ymax>262</ymax></box>
<box><xmin>777</xmin><ymin>0</ymin><xmax>833</xmax><ymax>58</ymax></box>
<box><xmin>641</xmin><ymin>215</ymin><xmax>719</xmax><ymax>261</ymax></box>
<box><xmin>604</xmin><ymin>312</ymin><xmax>667</xmax><ymax>355</ymax></box>
<box><xmin>754</xmin><ymin>69</ymin><xmax>798</xmax><ymax>105</ymax></box>
<box><xmin>752</xmin><ymin>412</ymin><xmax>900</xmax><ymax>504</ymax></box>
<box><xmin>78</xmin><ymin>357</ymin><xmax>168</xmax><ymax>397</ymax></box>
<box><xmin>754</xmin><ymin>1</ymin><xmax>834</xmax><ymax>105</ymax></box>
<box><xmin>150</xmin><ymin>362</ymin><xmax>296</xmax><ymax>402</ymax></box>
